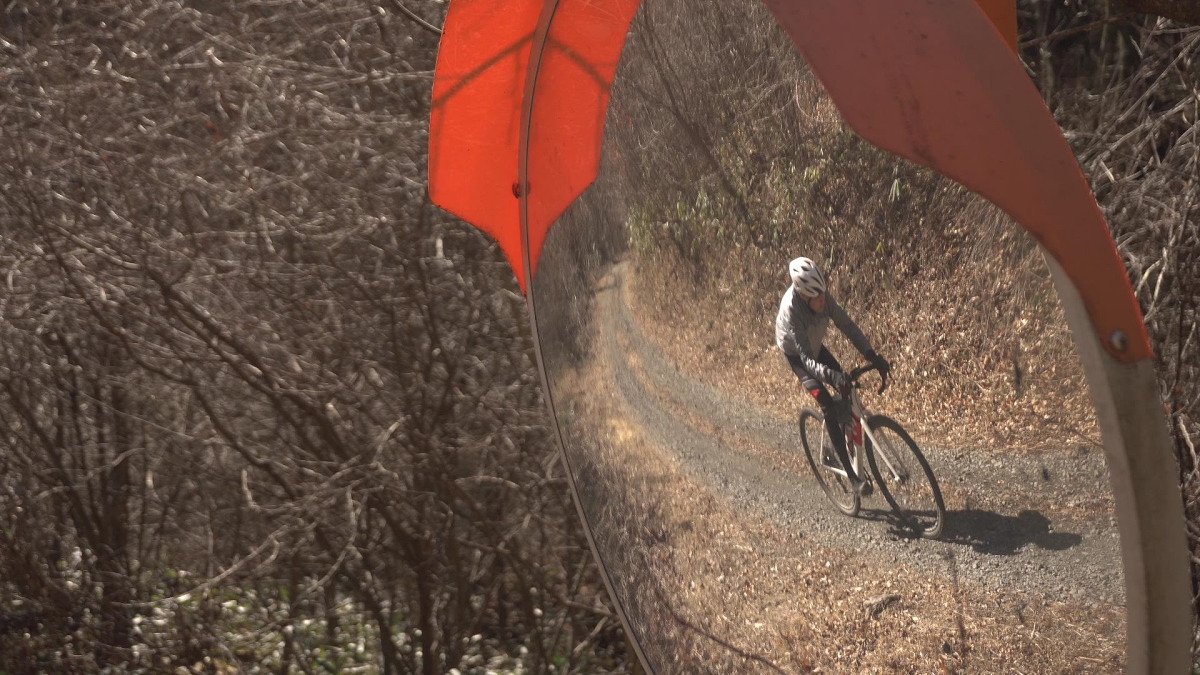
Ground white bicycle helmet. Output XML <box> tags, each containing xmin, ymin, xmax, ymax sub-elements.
<box><xmin>788</xmin><ymin>257</ymin><xmax>826</xmax><ymax>298</ymax></box>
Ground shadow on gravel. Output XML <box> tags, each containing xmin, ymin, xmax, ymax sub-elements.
<box><xmin>855</xmin><ymin>507</ymin><xmax>1084</xmax><ymax>555</ymax></box>
<box><xmin>940</xmin><ymin>509</ymin><xmax>1083</xmax><ymax>555</ymax></box>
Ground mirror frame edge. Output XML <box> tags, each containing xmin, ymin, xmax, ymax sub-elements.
<box><xmin>518</xmin><ymin>5</ymin><xmax>659</xmax><ymax>671</ymax></box>
<box><xmin>1044</xmin><ymin>253</ymin><xmax>1192</xmax><ymax>675</ymax></box>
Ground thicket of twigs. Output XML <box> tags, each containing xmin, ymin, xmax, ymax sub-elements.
<box><xmin>0</xmin><ymin>2</ymin><xmax>625</xmax><ymax>673</ymax></box>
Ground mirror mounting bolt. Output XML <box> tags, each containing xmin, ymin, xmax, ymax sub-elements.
<box><xmin>1110</xmin><ymin>330</ymin><xmax>1128</xmax><ymax>353</ymax></box>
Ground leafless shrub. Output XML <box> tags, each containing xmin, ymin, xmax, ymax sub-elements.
<box><xmin>0</xmin><ymin>1</ymin><xmax>624</xmax><ymax>672</ymax></box>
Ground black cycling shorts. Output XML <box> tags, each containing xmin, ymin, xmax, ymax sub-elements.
<box><xmin>784</xmin><ymin>346</ymin><xmax>844</xmax><ymax>395</ymax></box>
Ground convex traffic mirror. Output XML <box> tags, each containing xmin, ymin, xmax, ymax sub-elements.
<box><xmin>428</xmin><ymin>0</ymin><xmax>1190</xmax><ymax>672</ymax></box>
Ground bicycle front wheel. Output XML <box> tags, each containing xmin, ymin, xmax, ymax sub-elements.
<box><xmin>799</xmin><ymin>408</ymin><xmax>859</xmax><ymax>516</ymax></box>
<box><xmin>865</xmin><ymin>415</ymin><xmax>945</xmax><ymax>538</ymax></box>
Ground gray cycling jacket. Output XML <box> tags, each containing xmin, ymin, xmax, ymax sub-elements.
<box><xmin>775</xmin><ymin>285</ymin><xmax>875</xmax><ymax>384</ymax></box>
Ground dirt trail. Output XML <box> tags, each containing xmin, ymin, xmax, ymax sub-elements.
<box><xmin>594</xmin><ymin>260</ymin><xmax>1124</xmax><ymax>607</ymax></box>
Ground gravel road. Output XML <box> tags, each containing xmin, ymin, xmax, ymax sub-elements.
<box><xmin>591</xmin><ymin>261</ymin><xmax>1125</xmax><ymax>608</ymax></box>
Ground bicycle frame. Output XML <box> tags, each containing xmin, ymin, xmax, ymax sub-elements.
<box><xmin>819</xmin><ymin>387</ymin><xmax>869</xmax><ymax>480</ymax></box>
<box><xmin>801</xmin><ymin>363</ymin><xmax>947</xmax><ymax>541</ymax></box>
<box><xmin>821</xmin><ymin>372</ymin><xmax>906</xmax><ymax>485</ymax></box>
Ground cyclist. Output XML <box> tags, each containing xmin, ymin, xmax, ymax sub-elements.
<box><xmin>776</xmin><ymin>257</ymin><xmax>891</xmax><ymax>496</ymax></box>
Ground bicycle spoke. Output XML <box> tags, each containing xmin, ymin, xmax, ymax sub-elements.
<box><xmin>800</xmin><ymin>409</ymin><xmax>859</xmax><ymax>516</ymax></box>
<box><xmin>873</xmin><ymin>435</ymin><xmax>910</xmax><ymax>480</ymax></box>
<box><xmin>866</xmin><ymin>416</ymin><xmax>945</xmax><ymax>538</ymax></box>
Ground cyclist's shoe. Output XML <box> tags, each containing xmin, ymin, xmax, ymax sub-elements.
<box><xmin>851</xmin><ymin>477</ymin><xmax>874</xmax><ymax>497</ymax></box>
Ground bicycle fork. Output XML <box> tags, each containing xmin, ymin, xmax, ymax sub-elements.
<box><xmin>860</xmin><ymin>416</ymin><xmax>908</xmax><ymax>483</ymax></box>
<box><xmin>844</xmin><ymin>413</ymin><xmax>868</xmax><ymax>485</ymax></box>
<box><xmin>823</xmin><ymin>408</ymin><xmax>865</xmax><ymax>482</ymax></box>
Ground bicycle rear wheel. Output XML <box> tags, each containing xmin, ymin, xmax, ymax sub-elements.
<box><xmin>799</xmin><ymin>409</ymin><xmax>859</xmax><ymax>516</ymax></box>
<box><xmin>865</xmin><ymin>415</ymin><xmax>945</xmax><ymax>538</ymax></box>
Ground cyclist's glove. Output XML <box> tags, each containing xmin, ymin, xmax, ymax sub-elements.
<box><xmin>866</xmin><ymin>350</ymin><xmax>891</xmax><ymax>394</ymax></box>
<box><xmin>826</xmin><ymin>369</ymin><xmax>848</xmax><ymax>393</ymax></box>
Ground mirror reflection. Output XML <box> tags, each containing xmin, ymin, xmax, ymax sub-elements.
<box><xmin>532</xmin><ymin>0</ymin><xmax>1125</xmax><ymax>670</ymax></box>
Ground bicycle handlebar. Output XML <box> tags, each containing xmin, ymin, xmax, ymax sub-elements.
<box><xmin>846</xmin><ymin>363</ymin><xmax>888</xmax><ymax>395</ymax></box>
<box><xmin>847</xmin><ymin>364</ymin><xmax>878</xmax><ymax>382</ymax></box>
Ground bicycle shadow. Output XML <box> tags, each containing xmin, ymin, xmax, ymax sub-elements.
<box><xmin>941</xmin><ymin>508</ymin><xmax>1084</xmax><ymax>555</ymax></box>
<box><xmin>859</xmin><ymin>507</ymin><xmax>1084</xmax><ymax>555</ymax></box>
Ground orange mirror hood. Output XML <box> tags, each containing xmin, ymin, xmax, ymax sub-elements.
<box><xmin>427</xmin><ymin>0</ymin><xmax>1149</xmax><ymax>363</ymax></box>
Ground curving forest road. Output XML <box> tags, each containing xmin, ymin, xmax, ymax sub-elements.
<box><xmin>589</xmin><ymin>261</ymin><xmax>1125</xmax><ymax>608</ymax></box>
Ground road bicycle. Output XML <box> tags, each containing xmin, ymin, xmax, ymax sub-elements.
<box><xmin>798</xmin><ymin>364</ymin><xmax>946</xmax><ymax>538</ymax></box>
